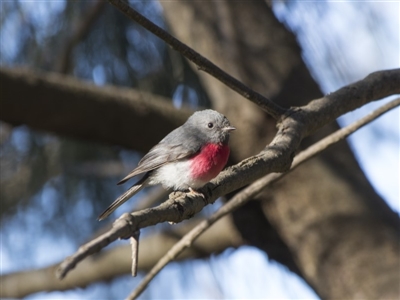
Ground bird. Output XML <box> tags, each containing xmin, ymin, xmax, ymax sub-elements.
<box><xmin>98</xmin><ymin>109</ymin><xmax>235</xmax><ymax>220</ymax></box>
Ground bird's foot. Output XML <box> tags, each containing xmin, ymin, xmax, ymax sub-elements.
<box><xmin>187</xmin><ymin>187</ymin><xmax>205</xmax><ymax>198</ymax></box>
<box><xmin>187</xmin><ymin>188</ymin><xmax>207</xmax><ymax>206</ymax></box>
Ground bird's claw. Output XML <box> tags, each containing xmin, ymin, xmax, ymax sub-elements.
<box><xmin>187</xmin><ymin>187</ymin><xmax>206</xmax><ymax>199</ymax></box>
<box><xmin>188</xmin><ymin>187</ymin><xmax>208</xmax><ymax>205</ymax></box>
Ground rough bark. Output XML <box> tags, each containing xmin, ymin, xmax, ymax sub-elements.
<box><xmin>159</xmin><ymin>1</ymin><xmax>399</xmax><ymax>299</ymax></box>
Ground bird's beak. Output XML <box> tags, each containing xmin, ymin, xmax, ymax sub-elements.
<box><xmin>223</xmin><ymin>126</ymin><xmax>236</xmax><ymax>132</ymax></box>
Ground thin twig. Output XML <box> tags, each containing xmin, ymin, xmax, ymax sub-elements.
<box><xmin>126</xmin><ymin>98</ymin><xmax>400</xmax><ymax>299</ymax></box>
<box><xmin>130</xmin><ymin>230</ymin><xmax>140</xmax><ymax>277</ymax></box>
<box><xmin>107</xmin><ymin>0</ymin><xmax>287</xmax><ymax>119</ymax></box>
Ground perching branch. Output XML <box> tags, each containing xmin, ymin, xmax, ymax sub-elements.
<box><xmin>56</xmin><ymin>69</ymin><xmax>400</xmax><ymax>280</ymax></box>
<box><xmin>127</xmin><ymin>97</ymin><xmax>400</xmax><ymax>299</ymax></box>
<box><xmin>107</xmin><ymin>0</ymin><xmax>287</xmax><ymax>119</ymax></box>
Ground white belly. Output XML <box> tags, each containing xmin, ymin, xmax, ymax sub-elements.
<box><xmin>149</xmin><ymin>159</ymin><xmax>208</xmax><ymax>190</ymax></box>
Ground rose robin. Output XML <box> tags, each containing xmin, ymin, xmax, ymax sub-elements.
<box><xmin>98</xmin><ymin>109</ymin><xmax>235</xmax><ymax>220</ymax></box>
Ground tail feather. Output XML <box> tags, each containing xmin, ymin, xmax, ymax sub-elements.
<box><xmin>98</xmin><ymin>176</ymin><xmax>148</xmax><ymax>221</ymax></box>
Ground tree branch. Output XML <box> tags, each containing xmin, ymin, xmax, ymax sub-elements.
<box><xmin>127</xmin><ymin>97</ymin><xmax>400</xmax><ymax>299</ymax></box>
<box><xmin>106</xmin><ymin>0</ymin><xmax>287</xmax><ymax>119</ymax></box>
<box><xmin>56</xmin><ymin>69</ymin><xmax>400</xmax><ymax>280</ymax></box>
<box><xmin>0</xmin><ymin>67</ymin><xmax>191</xmax><ymax>151</ymax></box>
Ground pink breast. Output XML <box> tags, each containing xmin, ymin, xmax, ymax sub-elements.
<box><xmin>190</xmin><ymin>143</ymin><xmax>230</xmax><ymax>182</ymax></box>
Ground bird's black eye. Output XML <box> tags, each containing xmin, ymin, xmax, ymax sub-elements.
<box><xmin>207</xmin><ymin>122</ymin><xmax>214</xmax><ymax>128</ymax></box>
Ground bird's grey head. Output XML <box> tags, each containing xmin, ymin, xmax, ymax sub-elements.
<box><xmin>185</xmin><ymin>109</ymin><xmax>235</xmax><ymax>144</ymax></box>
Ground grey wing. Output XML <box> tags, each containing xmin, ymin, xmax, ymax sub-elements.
<box><xmin>117</xmin><ymin>139</ymin><xmax>199</xmax><ymax>185</ymax></box>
